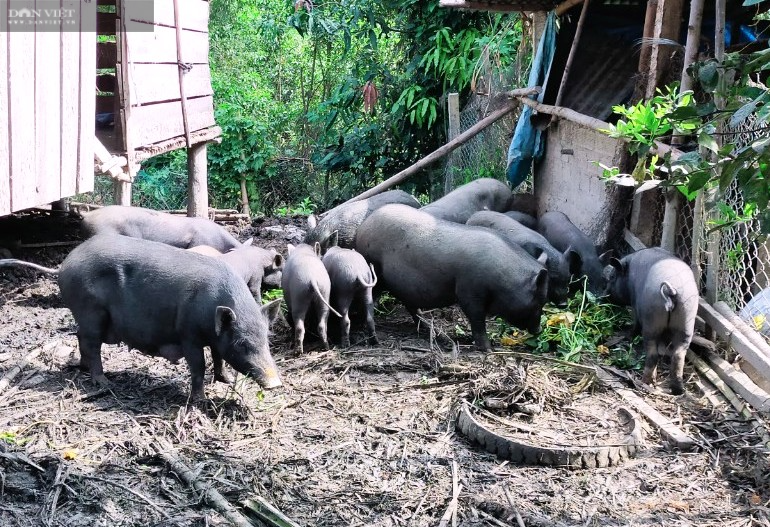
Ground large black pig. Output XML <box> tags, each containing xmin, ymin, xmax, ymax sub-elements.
<box><xmin>467</xmin><ymin>211</ymin><xmax>579</xmax><ymax>305</ymax></box>
<box><xmin>82</xmin><ymin>205</ymin><xmax>242</xmax><ymax>252</ymax></box>
<box><xmin>421</xmin><ymin>178</ymin><xmax>513</xmax><ymax>224</ymax></box>
<box><xmin>305</xmin><ymin>190</ymin><xmax>421</xmax><ymax>252</ymax></box>
<box><xmin>356</xmin><ymin>205</ymin><xmax>548</xmax><ymax>351</ymax></box>
<box><xmin>58</xmin><ymin>234</ymin><xmax>283</xmax><ymax>400</ymax></box>
<box><xmin>537</xmin><ymin>211</ymin><xmax>607</xmax><ymax>294</ymax></box>
<box><xmin>603</xmin><ymin>247</ymin><xmax>698</xmax><ymax>395</ymax></box>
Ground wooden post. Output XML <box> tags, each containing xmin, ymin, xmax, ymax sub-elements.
<box><xmin>113</xmin><ymin>164</ymin><xmax>136</xmax><ymax>206</ymax></box>
<box><xmin>644</xmin><ymin>0</ymin><xmax>686</xmax><ymax>99</ymax></box>
<box><xmin>660</xmin><ymin>187</ymin><xmax>681</xmax><ymax>252</ymax></box>
<box><xmin>444</xmin><ymin>93</ymin><xmax>460</xmax><ymax>195</ymax></box>
<box><xmin>187</xmin><ymin>142</ymin><xmax>208</xmax><ymax>218</ymax></box>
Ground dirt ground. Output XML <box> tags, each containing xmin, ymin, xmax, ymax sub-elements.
<box><xmin>0</xmin><ymin>209</ymin><xmax>768</xmax><ymax>527</ymax></box>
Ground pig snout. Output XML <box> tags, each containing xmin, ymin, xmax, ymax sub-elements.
<box><xmin>248</xmin><ymin>362</ymin><xmax>283</xmax><ymax>390</ymax></box>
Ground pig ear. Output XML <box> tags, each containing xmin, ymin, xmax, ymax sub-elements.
<box><xmin>313</xmin><ymin>242</ymin><xmax>322</xmax><ymax>257</ymax></box>
<box><xmin>261</xmin><ymin>298</ymin><xmax>283</xmax><ymax>325</ymax></box>
<box><xmin>536</xmin><ymin>251</ymin><xmax>548</xmax><ymax>266</ymax></box>
<box><xmin>272</xmin><ymin>253</ymin><xmax>284</xmax><ymax>269</ymax></box>
<box><xmin>326</xmin><ymin>231</ymin><xmax>339</xmax><ymax>249</ymax></box>
<box><xmin>242</xmin><ymin>237</ymin><xmax>254</xmax><ymax>247</ymax></box>
<box><xmin>307</xmin><ymin>214</ymin><xmax>317</xmax><ymax>229</ymax></box>
<box><xmin>535</xmin><ymin>268</ymin><xmax>549</xmax><ymax>297</ymax></box>
<box><xmin>215</xmin><ymin>306</ymin><xmax>237</xmax><ymax>335</ymax></box>
<box><xmin>565</xmin><ymin>248</ymin><xmax>582</xmax><ymax>275</ymax></box>
<box><xmin>609</xmin><ymin>257</ymin><xmax>624</xmax><ymax>273</ymax></box>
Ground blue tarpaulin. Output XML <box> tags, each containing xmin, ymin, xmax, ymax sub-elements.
<box><xmin>506</xmin><ymin>11</ymin><xmax>558</xmax><ymax>189</ymax></box>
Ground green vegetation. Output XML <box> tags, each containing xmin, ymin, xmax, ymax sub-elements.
<box><xmin>601</xmin><ymin>26</ymin><xmax>770</xmax><ymax>233</ymax></box>
<box><xmin>136</xmin><ymin>0</ymin><xmax>525</xmax><ymax>213</ymax></box>
<box><xmin>492</xmin><ymin>283</ymin><xmax>637</xmax><ymax>370</ymax></box>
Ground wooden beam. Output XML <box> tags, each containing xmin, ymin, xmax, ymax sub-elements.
<box><xmin>343</xmin><ymin>87</ymin><xmax>539</xmax><ymax>204</ymax></box>
<box><xmin>698</xmin><ymin>299</ymin><xmax>770</xmax><ymax>387</ymax></box>
<box><xmin>696</xmin><ymin>349</ymin><xmax>770</xmax><ymax>413</ymax></box>
<box><xmin>515</xmin><ymin>97</ymin><xmax>683</xmax><ymax>161</ymax></box>
<box><xmin>554</xmin><ymin>0</ymin><xmax>590</xmax><ymax>108</ymax></box>
<box><xmin>713</xmin><ymin>301</ymin><xmax>770</xmax><ymax>363</ymax></box>
<box><xmin>133</xmin><ymin>126</ymin><xmax>222</xmax><ymax>161</ymax></box>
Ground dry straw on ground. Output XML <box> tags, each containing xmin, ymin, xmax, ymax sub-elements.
<box><xmin>0</xmin><ymin>211</ymin><xmax>767</xmax><ymax>527</ymax></box>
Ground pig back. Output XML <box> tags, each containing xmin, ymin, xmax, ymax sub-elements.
<box><xmin>422</xmin><ymin>178</ymin><xmax>512</xmax><ymax>224</ymax></box>
<box><xmin>624</xmin><ymin>249</ymin><xmax>698</xmax><ymax>330</ymax></box>
<box><xmin>305</xmin><ymin>190</ymin><xmax>420</xmax><ymax>249</ymax></box>
<box><xmin>58</xmin><ymin>234</ymin><xmax>260</xmax><ymax>349</ymax></box>
<box><xmin>82</xmin><ymin>205</ymin><xmax>241</xmax><ymax>252</ymax></box>
<box><xmin>356</xmin><ymin>204</ymin><xmax>547</xmax><ymax>319</ymax></box>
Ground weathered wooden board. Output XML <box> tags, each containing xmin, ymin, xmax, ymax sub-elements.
<box><xmin>0</xmin><ymin>14</ymin><xmax>10</xmax><ymax>216</ymax></box>
<box><xmin>8</xmin><ymin>13</ymin><xmax>36</xmax><ymax>211</ymax></box>
<box><xmin>97</xmin><ymin>41</ymin><xmax>117</xmax><ymax>69</ymax></box>
<box><xmin>125</xmin><ymin>0</ymin><xmax>209</xmax><ymax>33</ymax></box>
<box><xmin>35</xmin><ymin>28</ymin><xmax>62</xmax><ymax>206</ymax></box>
<box><xmin>78</xmin><ymin>0</ymin><xmax>96</xmax><ymax>195</ymax></box>
<box><xmin>125</xmin><ymin>23</ymin><xmax>209</xmax><ymax>64</ymax></box>
<box><xmin>129</xmin><ymin>64</ymin><xmax>213</xmax><ymax>106</ymax></box>
<box><xmin>129</xmin><ymin>96</ymin><xmax>215</xmax><ymax>148</ymax></box>
<box><xmin>60</xmin><ymin>1</ymin><xmax>80</xmax><ymax>198</ymax></box>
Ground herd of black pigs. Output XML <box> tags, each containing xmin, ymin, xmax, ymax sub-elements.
<box><xmin>0</xmin><ymin>178</ymin><xmax>698</xmax><ymax>400</ymax></box>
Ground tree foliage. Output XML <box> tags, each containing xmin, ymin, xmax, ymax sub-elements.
<box><xmin>200</xmin><ymin>0</ymin><xmax>523</xmax><ymax>212</ymax></box>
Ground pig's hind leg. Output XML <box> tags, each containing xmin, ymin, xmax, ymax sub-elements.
<box><xmin>73</xmin><ymin>310</ymin><xmax>111</xmax><ymax>387</ymax></box>
<box><xmin>667</xmin><ymin>333</ymin><xmax>691</xmax><ymax>396</ymax></box>
<box><xmin>640</xmin><ymin>335</ymin><xmax>661</xmax><ymax>388</ymax></box>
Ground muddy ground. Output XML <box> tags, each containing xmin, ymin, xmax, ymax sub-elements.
<box><xmin>0</xmin><ymin>209</ymin><xmax>768</xmax><ymax>527</ymax></box>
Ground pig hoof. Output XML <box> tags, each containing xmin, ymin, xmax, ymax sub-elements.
<box><xmin>341</xmin><ymin>338</ymin><xmax>351</xmax><ymax>348</ymax></box>
<box><xmin>670</xmin><ymin>382</ymin><xmax>685</xmax><ymax>396</ymax></box>
<box><xmin>368</xmin><ymin>336</ymin><xmax>379</xmax><ymax>346</ymax></box>
<box><xmin>215</xmin><ymin>372</ymin><xmax>234</xmax><ymax>384</ymax></box>
<box><xmin>91</xmin><ymin>374</ymin><xmax>110</xmax><ymax>388</ymax></box>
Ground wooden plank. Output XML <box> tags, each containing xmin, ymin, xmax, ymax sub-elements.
<box><xmin>596</xmin><ymin>369</ymin><xmax>697</xmax><ymax>451</ymax></box>
<box><xmin>128</xmin><ymin>64</ymin><xmax>212</xmax><ymax>106</ymax></box>
<box><xmin>97</xmin><ymin>41</ymin><xmax>117</xmax><ymax>69</ymax></box>
<box><xmin>125</xmin><ymin>24</ymin><xmax>209</xmax><ymax>64</ymax></box>
<box><xmin>0</xmin><ymin>11</ymin><xmax>10</xmax><ymax>216</ymax></box>
<box><xmin>60</xmin><ymin>3</ymin><xmax>80</xmax><ymax>198</ymax></box>
<box><xmin>714</xmin><ymin>300</ymin><xmax>770</xmax><ymax>359</ymax></box>
<box><xmin>8</xmin><ymin>18</ymin><xmax>36</xmax><ymax>211</ymax></box>
<box><xmin>35</xmin><ymin>25</ymin><xmax>62</xmax><ymax>206</ymax></box>
<box><xmin>129</xmin><ymin>96</ymin><xmax>215</xmax><ymax>147</ymax></box>
<box><xmin>77</xmin><ymin>0</ymin><xmax>96</xmax><ymax>195</ymax></box>
<box><xmin>699</xmin><ymin>299</ymin><xmax>770</xmax><ymax>386</ymax></box>
<box><xmin>97</xmin><ymin>11</ymin><xmax>117</xmax><ymax>34</ymax></box>
<box><xmin>696</xmin><ymin>349</ymin><xmax>770</xmax><ymax>413</ymax></box>
<box><xmin>125</xmin><ymin>0</ymin><xmax>209</xmax><ymax>33</ymax></box>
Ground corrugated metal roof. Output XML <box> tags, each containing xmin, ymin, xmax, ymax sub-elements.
<box><xmin>439</xmin><ymin>0</ymin><xmax>560</xmax><ymax>12</ymax></box>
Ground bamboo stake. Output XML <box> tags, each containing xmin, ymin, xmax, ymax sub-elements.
<box><xmin>714</xmin><ymin>301</ymin><xmax>770</xmax><ymax>360</ymax></box>
<box><xmin>554</xmin><ymin>0</ymin><xmax>591</xmax><ymax>108</ymax></box>
<box><xmin>343</xmin><ymin>87</ymin><xmax>539</xmax><ymax>204</ymax></box>
<box><xmin>153</xmin><ymin>438</ymin><xmax>254</xmax><ymax>527</ymax></box>
<box><xmin>172</xmin><ymin>0</ymin><xmax>192</xmax><ymax>148</ymax></box>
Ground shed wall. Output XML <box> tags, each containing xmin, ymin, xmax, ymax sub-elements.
<box><xmin>534</xmin><ymin>120</ymin><xmax>630</xmax><ymax>248</ymax></box>
<box><xmin>0</xmin><ymin>1</ymin><xmax>96</xmax><ymax>216</ymax></box>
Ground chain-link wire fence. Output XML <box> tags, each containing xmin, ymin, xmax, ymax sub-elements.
<box><xmin>443</xmin><ymin>40</ymin><xmax>532</xmax><ymax>199</ymax></box>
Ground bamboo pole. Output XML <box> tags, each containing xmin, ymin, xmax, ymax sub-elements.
<box><xmin>554</xmin><ymin>0</ymin><xmax>591</xmax><ymax>108</ymax></box>
<box><xmin>343</xmin><ymin>87</ymin><xmax>539</xmax><ymax>204</ymax></box>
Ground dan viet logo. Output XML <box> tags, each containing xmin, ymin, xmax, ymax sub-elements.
<box><xmin>8</xmin><ymin>7</ymin><xmax>78</xmax><ymax>26</ymax></box>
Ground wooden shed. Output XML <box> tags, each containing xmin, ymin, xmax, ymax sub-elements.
<box><xmin>96</xmin><ymin>0</ymin><xmax>221</xmax><ymax>215</ymax></box>
<box><xmin>0</xmin><ymin>0</ymin><xmax>96</xmax><ymax>216</ymax></box>
<box><xmin>0</xmin><ymin>0</ymin><xmax>220</xmax><ymax>218</ymax></box>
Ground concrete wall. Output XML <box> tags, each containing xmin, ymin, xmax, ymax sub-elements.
<box><xmin>534</xmin><ymin>119</ymin><xmax>632</xmax><ymax>249</ymax></box>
